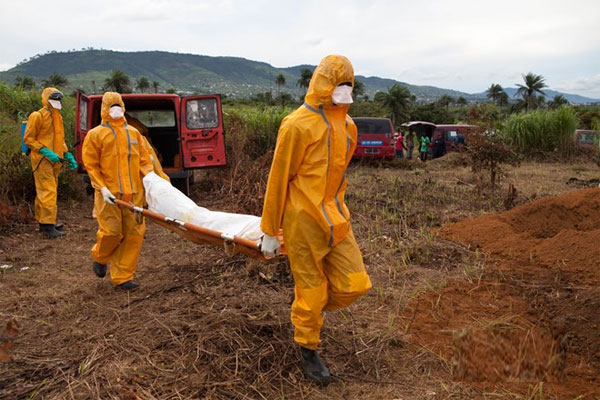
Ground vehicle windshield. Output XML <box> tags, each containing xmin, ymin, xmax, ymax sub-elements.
<box><xmin>354</xmin><ymin>119</ymin><xmax>392</xmax><ymax>135</ymax></box>
<box><xmin>127</xmin><ymin>110</ymin><xmax>175</xmax><ymax>127</ymax></box>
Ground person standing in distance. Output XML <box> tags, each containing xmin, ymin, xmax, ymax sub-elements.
<box><xmin>24</xmin><ymin>87</ymin><xmax>78</xmax><ymax>238</ymax></box>
<box><xmin>260</xmin><ymin>55</ymin><xmax>372</xmax><ymax>385</ymax></box>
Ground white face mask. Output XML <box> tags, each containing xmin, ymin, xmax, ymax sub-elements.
<box><xmin>332</xmin><ymin>84</ymin><xmax>354</xmax><ymax>105</ymax></box>
<box><xmin>109</xmin><ymin>105</ymin><xmax>124</xmax><ymax>119</ymax></box>
<box><xmin>48</xmin><ymin>99</ymin><xmax>62</xmax><ymax>110</ymax></box>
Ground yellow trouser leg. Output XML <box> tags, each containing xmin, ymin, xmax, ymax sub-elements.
<box><xmin>33</xmin><ymin>160</ymin><xmax>61</xmax><ymax>224</ymax></box>
<box><xmin>286</xmin><ymin>221</ymin><xmax>371</xmax><ymax>350</ymax></box>
<box><xmin>323</xmin><ymin>229</ymin><xmax>372</xmax><ymax>311</ymax></box>
<box><xmin>91</xmin><ymin>191</ymin><xmax>146</xmax><ymax>285</ymax></box>
<box><xmin>109</xmin><ymin>209</ymin><xmax>145</xmax><ymax>285</ymax></box>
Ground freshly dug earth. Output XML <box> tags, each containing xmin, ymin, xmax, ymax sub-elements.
<box><xmin>406</xmin><ymin>188</ymin><xmax>600</xmax><ymax>397</ymax></box>
<box><xmin>440</xmin><ymin>188</ymin><xmax>600</xmax><ymax>286</ymax></box>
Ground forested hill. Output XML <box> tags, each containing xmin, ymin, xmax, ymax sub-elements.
<box><xmin>1</xmin><ymin>50</ymin><xmax>596</xmax><ymax>103</ymax></box>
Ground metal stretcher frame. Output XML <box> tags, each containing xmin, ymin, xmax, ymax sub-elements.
<box><xmin>114</xmin><ymin>199</ymin><xmax>285</xmax><ymax>260</ymax></box>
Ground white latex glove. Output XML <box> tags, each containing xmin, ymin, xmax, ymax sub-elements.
<box><xmin>261</xmin><ymin>234</ymin><xmax>281</xmax><ymax>258</ymax></box>
<box><xmin>100</xmin><ymin>187</ymin><xmax>116</xmax><ymax>205</ymax></box>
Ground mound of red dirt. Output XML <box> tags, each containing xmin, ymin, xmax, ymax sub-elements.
<box><xmin>439</xmin><ymin>188</ymin><xmax>600</xmax><ymax>286</ymax></box>
<box><xmin>405</xmin><ymin>188</ymin><xmax>600</xmax><ymax>396</ymax></box>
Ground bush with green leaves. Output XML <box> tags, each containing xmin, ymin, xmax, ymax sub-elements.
<box><xmin>504</xmin><ymin>106</ymin><xmax>577</xmax><ymax>155</ymax></box>
<box><xmin>467</xmin><ymin>130</ymin><xmax>521</xmax><ymax>187</ymax></box>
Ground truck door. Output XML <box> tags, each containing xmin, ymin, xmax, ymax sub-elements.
<box><xmin>180</xmin><ymin>95</ymin><xmax>226</xmax><ymax>168</ymax></box>
<box><xmin>74</xmin><ymin>91</ymin><xmax>91</xmax><ymax>172</ymax></box>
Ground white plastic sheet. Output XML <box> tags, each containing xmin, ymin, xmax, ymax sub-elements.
<box><xmin>143</xmin><ymin>172</ymin><xmax>264</xmax><ymax>241</ymax></box>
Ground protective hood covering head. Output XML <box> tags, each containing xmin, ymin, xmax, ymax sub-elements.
<box><xmin>101</xmin><ymin>92</ymin><xmax>126</xmax><ymax>122</ymax></box>
<box><xmin>304</xmin><ymin>55</ymin><xmax>354</xmax><ymax>109</ymax></box>
<box><xmin>41</xmin><ymin>87</ymin><xmax>60</xmax><ymax>108</ymax></box>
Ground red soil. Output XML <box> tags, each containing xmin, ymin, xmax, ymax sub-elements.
<box><xmin>407</xmin><ymin>188</ymin><xmax>600</xmax><ymax>398</ymax></box>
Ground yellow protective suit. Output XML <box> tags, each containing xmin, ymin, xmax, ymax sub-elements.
<box><xmin>124</xmin><ymin>114</ymin><xmax>170</xmax><ymax>182</ymax></box>
<box><xmin>261</xmin><ymin>55</ymin><xmax>372</xmax><ymax>349</ymax></box>
<box><xmin>140</xmin><ymin>135</ymin><xmax>170</xmax><ymax>182</ymax></box>
<box><xmin>23</xmin><ymin>87</ymin><xmax>68</xmax><ymax>224</ymax></box>
<box><xmin>82</xmin><ymin>92</ymin><xmax>153</xmax><ymax>285</ymax></box>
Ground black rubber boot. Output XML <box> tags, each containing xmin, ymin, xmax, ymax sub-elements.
<box><xmin>54</xmin><ymin>222</ymin><xmax>64</xmax><ymax>231</ymax></box>
<box><xmin>92</xmin><ymin>261</ymin><xmax>107</xmax><ymax>278</ymax></box>
<box><xmin>300</xmin><ymin>347</ymin><xmax>331</xmax><ymax>386</ymax></box>
<box><xmin>117</xmin><ymin>281</ymin><xmax>140</xmax><ymax>291</ymax></box>
<box><xmin>39</xmin><ymin>223</ymin><xmax>65</xmax><ymax>239</ymax></box>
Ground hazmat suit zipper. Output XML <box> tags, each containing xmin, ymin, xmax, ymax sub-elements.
<box><xmin>104</xmin><ymin>123</ymin><xmax>124</xmax><ymax>194</ymax></box>
<box><xmin>124</xmin><ymin>124</ymin><xmax>135</xmax><ymax>195</ymax></box>
<box><xmin>334</xmin><ymin>134</ymin><xmax>351</xmax><ymax>220</ymax></box>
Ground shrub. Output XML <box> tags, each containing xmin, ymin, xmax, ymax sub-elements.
<box><xmin>467</xmin><ymin>129</ymin><xmax>521</xmax><ymax>187</ymax></box>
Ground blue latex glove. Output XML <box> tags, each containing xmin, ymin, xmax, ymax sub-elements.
<box><xmin>39</xmin><ymin>147</ymin><xmax>61</xmax><ymax>163</ymax></box>
<box><xmin>63</xmin><ymin>152</ymin><xmax>78</xmax><ymax>171</ymax></box>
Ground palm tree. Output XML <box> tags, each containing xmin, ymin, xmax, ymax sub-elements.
<box><xmin>136</xmin><ymin>77</ymin><xmax>150</xmax><ymax>93</ymax></box>
<box><xmin>515</xmin><ymin>72</ymin><xmax>547</xmax><ymax>111</ymax></box>
<box><xmin>548</xmin><ymin>94</ymin><xmax>569</xmax><ymax>109</ymax></box>
<box><xmin>353</xmin><ymin>80</ymin><xmax>366</xmax><ymax>101</ymax></box>
<box><xmin>152</xmin><ymin>81</ymin><xmax>160</xmax><ymax>93</ymax></box>
<box><xmin>275</xmin><ymin>73</ymin><xmax>286</xmax><ymax>95</ymax></box>
<box><xmin>42</xmin><ymin>73</ymin><xmax>68</xmax><ymax>88</ymax></box>
<box><xmin>296</xmin><ymin>68</ymin><xmax>313</xmax><ymax>95</ymax></box>
<box><xmin>374</xmin><ymin>84</ymin><xmax>413</xmax><ymax>126</ymax></box>
<box><xmin>104</xmin><ymin>70</ymin><xmax>132</xmax><ymax>93</ymax></box>
<box><xmin>486</xmin><ymin>83</ymin><xmax>507</xmax><ymax>105</ymax></box>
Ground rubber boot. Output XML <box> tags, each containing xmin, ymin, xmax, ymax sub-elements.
<box><xmin>39</xmin><ymin>223</ymin><xmax>65</xmax><ymax>239</ymax></box>
<box><xmin>92</xmin><ymin>261</ymin><xmax>107</xmax><ymax>278</ymax></box>
<box><xmin>54</xmin><ymin>222</ymin><xmax>64</xmax><ymax>231</ymax></box>
<box><xmin>300</xmin><ymin>347</ymin><xmax>331</xmax><ymax>385</ymax></box>
<box><xmin>117</xmin><ymin>281</ymin><xmax>140</xmax><ymax>291</ymax></box>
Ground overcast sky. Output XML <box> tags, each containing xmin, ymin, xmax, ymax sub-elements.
<box><xmin>1</xmin><ymin>0</ymin><xmax>599</xmax><ymax>98</ymax></box>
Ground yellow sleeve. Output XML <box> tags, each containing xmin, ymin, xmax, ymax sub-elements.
<box><xmin>136</xmin><ymin>131</ymin><xmax>153</xmax><ymax>177</ymax></box>
<box><xmin>260</xmin><ymin>118</ymin><xmax>306</xmax><ymax>236</ymax></box>
<box><xmin>82</xmin><ymin>130</ymin><xmax>106</xmax><ymax>190</ymax></box>
<box><xmin>23</xmin><ymin>112</ymin><xmax>43</xmax><ymax>151</ymax></box>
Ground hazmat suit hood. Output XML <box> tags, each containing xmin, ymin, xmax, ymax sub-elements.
<box><xmin>41</xmin><ymin>87</ymin><xmax>60</xmax><ymax>109</ymax></box>
<box><xmin>101</xmin><ymin>92</ymin><xmax>126</xmax><ymax>123</ymax></box>
<box><xmin>304</xmin><ymin>55</ymin><xmax>354</xmax><ymax>109</ymax></box>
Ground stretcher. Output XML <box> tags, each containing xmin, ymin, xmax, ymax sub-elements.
<box><xmin>114</xmin><ymin>199</ymin><xmax>285</xmax><ymax>260</ymax></box>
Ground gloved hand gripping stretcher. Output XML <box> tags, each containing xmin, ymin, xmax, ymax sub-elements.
<box><xmin>113</xmin><ymin>172</ymin><xmax>285</xmax><ymax>259</ymax></box>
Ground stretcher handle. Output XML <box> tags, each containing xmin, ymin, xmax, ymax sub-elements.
<box><xmin>113</xmin><ymin>199</ymin><xmax>262</xmax><ymax>251</ymax></box>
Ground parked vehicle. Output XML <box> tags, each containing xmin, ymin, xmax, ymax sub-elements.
<box><xmin>574</xmin><ymin>129</ymin><xmax>600</xmax><ymax>149</ymax></box>
<box><xmin>352</xmin><ymin>117</ymin><xmax>395</xmax><ymax>159</ymax></box>
<box><xmin>431</xmin><ymin>124</ymin><xmax>477</xmax><ymax>157</ymax></box>
<box><xmin>74</xmin><ymin>93</ymin><xmax>225</xmax><ymax>195</ymax></box>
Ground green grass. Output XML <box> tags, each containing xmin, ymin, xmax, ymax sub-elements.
<box><xmin>504</xmin><ymin>106</ymin><xmax>577</xmax><ymax>155</ymax></box>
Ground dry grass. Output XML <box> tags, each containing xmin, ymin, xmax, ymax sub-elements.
<box><xmin>0</xmin><ymin>151</ymin><xmax>598</xmax><ymax>398</ymax></box>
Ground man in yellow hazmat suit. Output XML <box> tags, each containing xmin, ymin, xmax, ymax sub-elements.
<box><xmin>24</xmin><ymin>87</ymin><xmax>78</xmax><ymax>238</ymax></box>
<box><xmin>260</xmin><ymin>55</ymin><xmax>372</xmax><ymax>384</ymax></box>
<box><xmin>82</xmin><ymin>92</ymin><xmax>153</xmax><ymax>291</ymax></box>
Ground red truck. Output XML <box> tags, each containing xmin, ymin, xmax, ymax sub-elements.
<box><xmin>352</xmin><ymin>117</ymin><xmax>395</xmax><ymax>159</ymax></box>
<box><xmin>74</xmin><ymin>93</ymin><xmax>226</xmax><ymax>194</ymax></box>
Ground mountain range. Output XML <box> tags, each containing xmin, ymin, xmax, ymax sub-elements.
<box><xmin>1</xmin><ymin>50</ymin><xmax>597</xmax><ymax>104</ymax></box>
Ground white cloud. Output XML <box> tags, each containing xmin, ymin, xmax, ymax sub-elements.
<box><xmin>0</xmin><ymin>0</ymin><xmax>599</xmax><ymax>98</ymax></box>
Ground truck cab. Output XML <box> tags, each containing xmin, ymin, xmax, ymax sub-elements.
<box><xmin>74</xmin><ymin>93</ymin><xmax>225</xmax><ymax>194</ymax></box>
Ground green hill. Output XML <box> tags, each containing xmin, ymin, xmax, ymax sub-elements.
<box><xmin>0</xmin><ymin>50</ymin><xmax>480</xmax><ymax>100</ymax></box>
<box><xmin>1</xmin><ymin>50</ymin><xmax>597</xmax><ymax>104</ymax></box>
